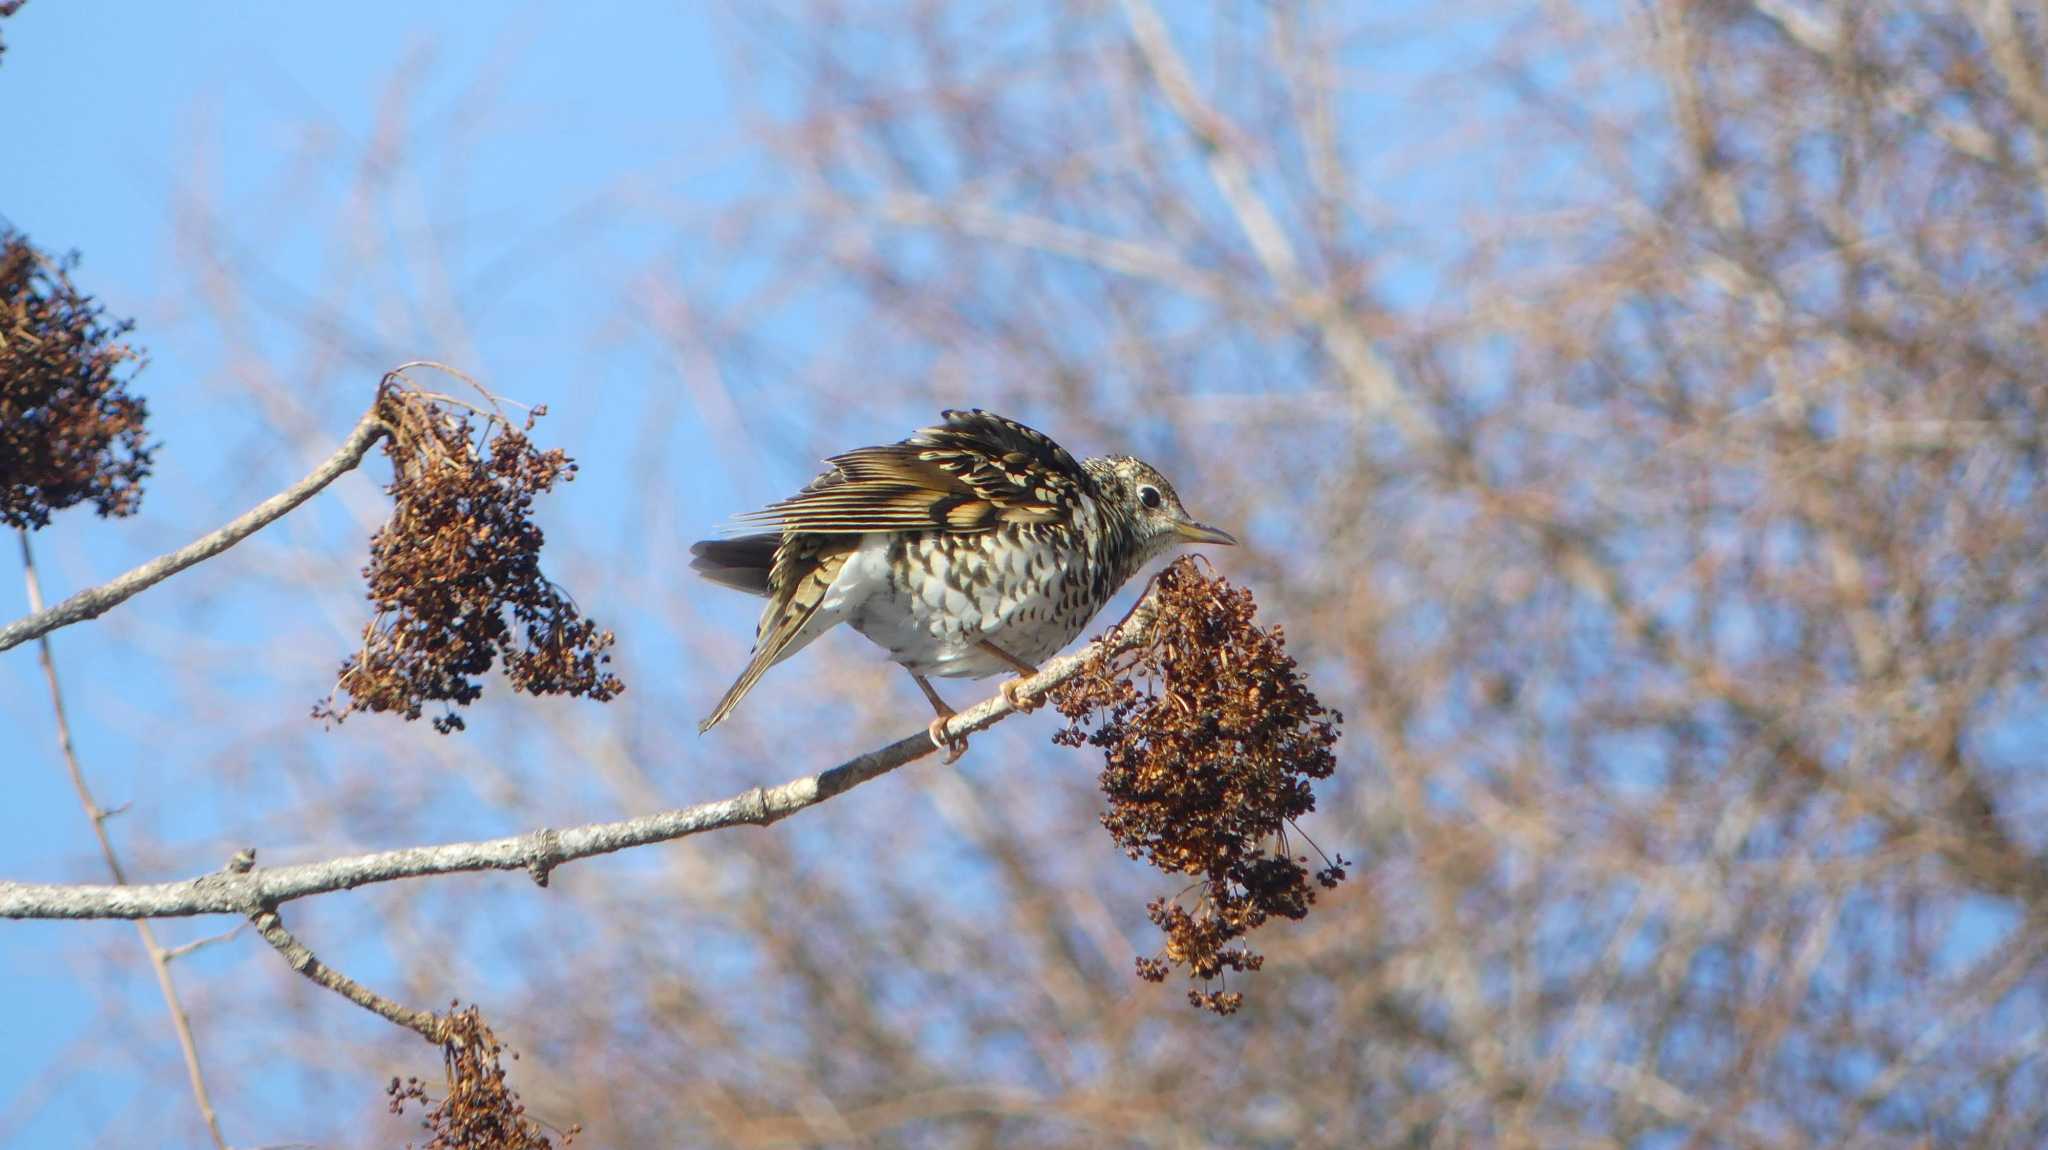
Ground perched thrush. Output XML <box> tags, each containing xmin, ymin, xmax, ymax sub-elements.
<box><xmin>691</xmin><ymin>409</ymin><xmax>1236</xmax><ymax>757</ymax></box>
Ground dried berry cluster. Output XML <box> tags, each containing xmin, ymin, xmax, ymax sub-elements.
<box><xmin>387</xmin><ymin>1004</ymin><xmax>577</xmax><ymax>1149</ymax></box>
<box><xmin>1051</xmin><ymin>557</ymin><xmax>1346</xmax><ymax>1015</ymax></box>
<box><xmin>0</xmin><ymin>2</ymin><xmax>23</xmax><ymax>67</ymax></box>
<box><xmin>314</xmin><ymin>377</ymin><xmax>623</xmax><ymax>733</ymax></box>
<box><xmin>0</xmin><ymin>229</ymin><xmax>153</xmax><ymax>531</ymax></box>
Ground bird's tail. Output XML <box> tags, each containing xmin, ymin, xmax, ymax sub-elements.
<box><xmin>696</xmin><ymin>536</ymin><xmax>852</xmax><ymax>733</ymax></box>
<box><xmin>688</xmin><ymin>534</ymin><xmax>778</xmax><ymax>596</ymax></box>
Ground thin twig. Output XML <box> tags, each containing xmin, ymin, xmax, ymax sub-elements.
<box><xmin>1117</xmin><ymin>0</ymin><xmax>1440</xmax><ymax>450</ymax></box>
<box><xmin>159</xmin><ymin>925</ymin><xmax>245</xmax><ymax>963</ymax></box>
<box><xmin>0</xmin><ymin>589</ymin><xmax>1165</xmax><ymax>923</ymax></box>
<box><xmin>0</xmin><ymin>409</ymin><xmax>389</xmax><ymax>653</ymax></box>
<box><xmin>1744</xmin><ymin>0</ymin><xmax>1999</xmax><ymax>164</ymax></box>
<box><xmin>249</xmin><ymin>907</ymin><xmax>443</xmax><ymax>1041</ymax></box>
<box><xmin>868</xmin><ymin>192</ymin><xmax>1235</xmax><ymax>299</ymax></box>
<box><xmin>18</xmin><ymin>531</ymin><xmax>229</xmax><ymax>1150</ymax></box>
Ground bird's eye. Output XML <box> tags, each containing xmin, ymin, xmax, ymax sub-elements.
<box><xmin>1139</xmin><ymin>485</ymin><xmax>1162</xmax><ymax>510</ymax></box>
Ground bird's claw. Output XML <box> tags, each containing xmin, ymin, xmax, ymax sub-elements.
<box><xmin>1001</xmin><ymin>676</ymin><xmax>1038</xmax><ymax>713</ymax></box>
<box><xmin>928</xmin><ymin>715</ymin><xmax>968</xmax><ymax>765</ymax></box>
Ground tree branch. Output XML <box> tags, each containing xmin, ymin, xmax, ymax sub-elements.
<box><xmin>0</xmin><ymin>590</ymin><xmax>1163</xmax><ymax>923</ymax></box>
<box><xmin>250</xmin><ymin>907</ymin><xmax>443</xmax><ymax>1041</ymax></box>
<box><xmin>867</xmin><ymin>192</ymin><xmax>1236</xmax><ymax>300</ymax></box>
<box><xmin>158</xmin><ymin>925</ymin><xmax>244</xmax><ymax>963</ymax></box>
<box><xmin>18</xmin><ymin>530</ymin><xmax>231</xmax><ymax>1150</ymax></box>
<box><xmin>1118</xmin><ymin>0</ymin><xmax>1441</xmax><ymax>450</ymax></box>
<box><xmin>0</xmin><ymin>408</ymin><xmax>389</xmax><ymax>653</ymax></box>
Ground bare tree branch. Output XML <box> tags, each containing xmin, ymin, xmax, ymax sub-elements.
<box><xmin>1118</xmin><ymin>0</ymin><xmax>1440</xmax><ymax>449</ymax></box>
<box><xmin>0</xmin><ymin>408</ymin><xmax>388</xmax><ymax>653</ymax></box>
<box><xmin>157</xmin><ymin>926</ymin><xmax>244</xmax><ymax>964</ymax></box>
<box><xmin>868</xmin><ymin>192</ymin><xmax>1236</xmax><ymax>299</ymax></box>
<box><xmin>250</xmin><ymin>907</ymin><xmax>443</xmax><ymax>1041</ymax></box>
<box><xmin>0</xmin><ymin>590</ymin><xmax>1162</xmax><ymax>923</ymax></box>
<box><xmin>1745</xmin><ymin>0</ymin><xmax>2001</xmax><ymax>164</ymax></box>
<box><xmin>17</xmin><ymin>531</ymin><xmax>229</xmax><ymax>1150</ymax></box>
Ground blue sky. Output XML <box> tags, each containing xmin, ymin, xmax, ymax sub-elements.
<box><xmin>1</xmin><ymin>5</ymin><xmax>754</xmax><ymax>1145</ymax></box>
<box><xmin>5</xmin><ymin>3</ymin><xmax>2038</xmax><ymax>1146</ymax></box>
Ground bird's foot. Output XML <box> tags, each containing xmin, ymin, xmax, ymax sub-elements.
<box><xmin>928</xmin><ymin>714</ymin><xmax>969</xmax><ymax>765</ymax></box>
<box><xmin>978</xmin><ymin>642</ymin><xmax>1042</xmax><ymax>712</ymax></box>
<box><xmin>912</xmin><ymin>671</ymin><xmax>970</xmax><ymax>764</ymax></box>
<box><xmin>1001</xmin><ymin>676</ymin><xmax>1039</xmax><ymax>713</ymax></box>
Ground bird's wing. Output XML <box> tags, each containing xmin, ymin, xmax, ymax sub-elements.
<box><xmin>698</xmin><ymin>534</ymin><xmax>855</xmax><ymax>731</ymax></box>
<box><xmin>735</xmin><ymin>409</ymin><xmax>1089</xmax><ymax>535</ymax></box>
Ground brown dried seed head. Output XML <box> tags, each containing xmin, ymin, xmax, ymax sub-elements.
<box><xmin>0</xmin><ymin>3</ymin><xmax>22</xmax><ymax>67</ymax></box>
<box><xmin>314</xmin><ymin>377</ymin><xmax>624</xmax><ymax>734</ymax></box>
<box><xmin>386</xmin><ymin>1003</ymin><xmax>578</xmax><ymax>1148</ymax></box>
<box><xmin>0</xmin><ymin>229</ymin><xmax>154</xmax><ymax>531</ymax></box>
<box><xmin>1052</xmin><ymin>556</ymin><xmax>1348</xmax><ymax>1015</ymax></box>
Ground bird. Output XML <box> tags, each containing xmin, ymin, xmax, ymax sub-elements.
<box><xmin>689</xmin><ymin>408</ymin><xmax>1237</xmax><ymax>759</ymax></box>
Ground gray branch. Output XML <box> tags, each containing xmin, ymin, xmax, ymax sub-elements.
<box><xmin>0</xmin><ymin>410</ymin><xmax>389</xmax><ymax>653</ymax></box>
<box><xmin>0</xmin><ymin>591</ymin><xmax>1159</xmax><ymax>923</ymax></box>
<box><xmin>251</xmin><ymin>907</ymin><xmax>443</xmax><ymax>1040</ymax></box>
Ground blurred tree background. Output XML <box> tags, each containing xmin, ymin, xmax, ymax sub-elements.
<box><xmin>5</xmin><ymin>1</ymin><xmax>2048</xmax><ymax>1146</ymax></box>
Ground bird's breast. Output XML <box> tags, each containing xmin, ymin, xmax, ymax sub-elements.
<box><xmin>840</xmin><ymin>527</ymin><xmax>1113</xmax><ymax>677</ymax></box>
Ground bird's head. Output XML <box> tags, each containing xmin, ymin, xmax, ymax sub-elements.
<box><xmin>1086</xmin><ymin>455</ymin><xmax>1238</xmax><ymax>562</ymax></box>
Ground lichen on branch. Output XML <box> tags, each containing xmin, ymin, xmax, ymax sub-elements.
<box><xmin>1051</xmin><ymin>556</ymin><xmax>1346</xmax><ymax>1014</ymax></box>
<box><xmin>315</xmin><ymin>372</ymin><xmax>623</xmax><ymax>733</ymax></box>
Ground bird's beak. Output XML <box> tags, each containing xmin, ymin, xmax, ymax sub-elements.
<box><xmin>1174</xmin><ymin>519</ymin><xmax>1238</xmax><ymax>546</ymax></box>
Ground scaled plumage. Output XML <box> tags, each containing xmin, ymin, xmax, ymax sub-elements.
<box><xmin>691</xmin><ymin>409</ymin><xmax>1235</xmax><ymax>741</ymax></box>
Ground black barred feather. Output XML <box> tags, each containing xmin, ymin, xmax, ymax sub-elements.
<box><xmin>735</xmin><ymin>409</ymin><xmax>1088</xmax><ymax>536</ymax></box>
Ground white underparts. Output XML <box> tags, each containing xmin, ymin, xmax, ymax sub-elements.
<box><xmin>795</xmin><ymin>530</ymin><xmax>1105</xmax><ymax>678</ymax></box>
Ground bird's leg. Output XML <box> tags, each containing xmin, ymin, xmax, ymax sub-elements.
<box><xmin>911</xmin><ymin>672</ymin><xmax>969</xmax><ymax>765</ymax></box>
<box><xmin>979</xmin><ymin>641</ymin><xmax>1043</xmax><ymax>712</ymax></box>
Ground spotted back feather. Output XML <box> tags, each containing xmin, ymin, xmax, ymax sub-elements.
<box><xmin>734</xmin><ymin>409</ymin><xmax>1091</xmax><ymax>536</ymax></box>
